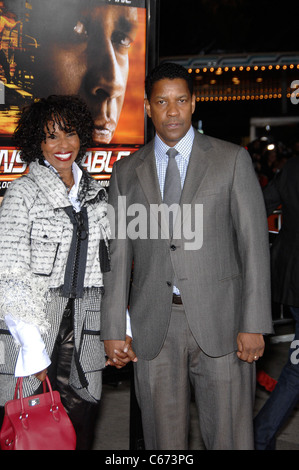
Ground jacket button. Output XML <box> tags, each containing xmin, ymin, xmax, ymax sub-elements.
<box><xmin>170</xmin><ymin>244</ymin><xmax>176</xmax><ymax>251</ymax></box>
<box><xmin>166</xmin><ymin>281</ymin><xmax>172</xmax><ymax>287</ymax></box>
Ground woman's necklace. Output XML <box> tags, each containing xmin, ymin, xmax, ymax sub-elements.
<box><xmin>63</xmin><ymin>171</ymin><xmax>75</xmax><ymax>193</ymax></box>
<box><xmin>43</xmin><ymin>159</ymin><xmax>75</xmax><ymax>193</ymax></box>
<box><xmin>65</xmin><ymin>177</ymin><xmax>75</xmax><ymax>193</ymax></box>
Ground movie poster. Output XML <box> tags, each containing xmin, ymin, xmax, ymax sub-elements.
<box><xmin>0</xmin><ymin>0</ymin><xmax>147</xmax><ymax>197</ymax></box>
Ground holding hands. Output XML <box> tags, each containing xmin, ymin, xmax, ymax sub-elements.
<box><xmin>104</xmin><ymin>336</ymin><xmax>138</xmax><ymax>369</ymax></box>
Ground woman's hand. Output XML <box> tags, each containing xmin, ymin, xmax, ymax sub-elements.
<box><xmin>35</xmin><ymin>368</ymin><xmax>47</xmax><ymax>381</ymax></box>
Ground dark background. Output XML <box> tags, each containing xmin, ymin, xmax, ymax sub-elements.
<box><xmin>159</xmin><ymin>0</ymin><xmax>299</xmax><ymax>57</ymax></box>
<box><xmin>157</xmin><ymin>0</ymin><xmax>299</xmax><ymax>145</ymax></box>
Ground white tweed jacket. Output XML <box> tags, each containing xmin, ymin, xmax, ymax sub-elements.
<box><xmin>0</xmin><ymin>160</ymin><xmax>110</xmax><ymax>332</ymax></box>
<box><xmin>0</xmin><ymin>160</ymin><xmax>110</xmax><ymax>403</ymax></box>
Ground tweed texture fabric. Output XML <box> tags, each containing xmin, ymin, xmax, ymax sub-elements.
<box><xmin>0</xmin><ymin>160</ymin><xmax>109</xmax><ymax>404</ymax></box>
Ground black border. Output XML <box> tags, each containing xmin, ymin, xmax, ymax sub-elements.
<box><xmin>144</xmin><ymin>0</ymin><xmax>160</xmax><ymax>143</ymax></box>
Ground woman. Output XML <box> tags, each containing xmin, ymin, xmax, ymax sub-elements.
<box><xmin>0</xmin><ymin>95</ymin><xmax>110</xmax><ymax>449</ymax></box>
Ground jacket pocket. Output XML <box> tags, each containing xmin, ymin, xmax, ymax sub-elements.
<box><xmin>79</xmin><ymin>309</ymin><xmax>105</xmax><ymax>372</ymax></box>
<box><xmin>30</xmin><ymin>221</ymin><xmax>63</xmax><ymax>275</ymax></box>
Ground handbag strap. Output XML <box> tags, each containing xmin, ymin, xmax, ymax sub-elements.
<box><xmin>15</xmin><ymin>376</ymin><xmax>57</xmax><ymax>412</ymax></box>
<box><xmin>12</xmin><ymin>376</ymin><xmax>61</xmax><ymax>428</ymax></box>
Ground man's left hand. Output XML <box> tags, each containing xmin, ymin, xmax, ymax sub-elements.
<box><xmin>237</xmin><ymin>332</ymin><xmax>265</xmax><ymax>363</ymax></box>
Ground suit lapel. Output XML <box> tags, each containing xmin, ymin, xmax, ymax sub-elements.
<box><xmin>180</xmin><ymin>132</ymin><xmax>212</xmax><ymax>206</ymax></box>
<box><xmin>172</xmin><ymin>132</ymin><xmax>212</xmax><ymax>237</ymax></box>
<box><xmin>135</xmin><ymin>142</ymin><xmax>162</xmax><ymax>207</ymax></box>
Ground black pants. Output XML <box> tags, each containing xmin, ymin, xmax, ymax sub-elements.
<box><xmin>44</xmin><ymin>300</ymin><xmax>99</xmax><ymax>450</ymax></box>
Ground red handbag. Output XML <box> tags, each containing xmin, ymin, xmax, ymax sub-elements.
<box><xmin>0</xmin><ymin>376</ymin><xmax>76</xmax><ymax>450</ymax></box>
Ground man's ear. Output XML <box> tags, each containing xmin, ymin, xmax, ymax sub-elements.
<box><xmin>144</xmin><ymin>98</ymin><xmax>151</xmax><ymax>118</ymax></box>
<box><xmin>191</xmin><ymin>93</ymin><xmax>196</xmax><ymax>114</ymax></box>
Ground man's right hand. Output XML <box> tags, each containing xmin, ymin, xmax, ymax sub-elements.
<box><xmin>104</xmin><ymin>336</ymin><xmax>138</xmax><ymax>369</ymax></box>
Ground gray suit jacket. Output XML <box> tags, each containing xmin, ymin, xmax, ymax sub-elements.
<box><xmin>101</xmin><ymin>130</ymin><xmax>273</xmax><ymax>360</ymax></box>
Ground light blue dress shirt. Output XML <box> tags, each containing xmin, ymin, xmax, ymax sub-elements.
<box><xmin>154</xmin><ymin>125</ymin><xmax>195</xmax><ymax>199</ymax></box>
<box><xmin>154</xmin><ymin>126</ymin><xmax>195</xmax><ymax>294</ymax></box>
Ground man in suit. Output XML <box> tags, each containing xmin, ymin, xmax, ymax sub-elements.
<box><xmin>101</xmin><ymin>62</ymin><xmax>273</xmax><ymax>450</ymax></box>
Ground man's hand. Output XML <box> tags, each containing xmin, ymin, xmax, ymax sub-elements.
<box><xmin>237</xmin><ymin>332</ymin><xmax>265</xmax><ymax>363</ymax></box>
<box><xmin>104</xmin><ymin>336</ymin><xmax>137</xmax><ymax>369</ymax></box>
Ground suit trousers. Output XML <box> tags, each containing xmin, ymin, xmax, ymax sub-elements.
<box><xmin>133</xmin><ymin>304</ymin><xmax>256</xmax><ymax>450</ymax></box>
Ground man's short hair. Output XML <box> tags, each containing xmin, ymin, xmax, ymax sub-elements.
<box><xmin>145</xmin><ymin>62</ymin><xmax>193</xmax><ymax>100</ymax></box>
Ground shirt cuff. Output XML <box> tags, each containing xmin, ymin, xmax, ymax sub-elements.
<box><xmin>5</xmin><ymin>315</ymin><xmax>51</xmax><ymax>377</ymax></box>
<box><xmin>126</xmin><ymin>309</ymin><xmax>132</xmax><ymax>338</ymax></box>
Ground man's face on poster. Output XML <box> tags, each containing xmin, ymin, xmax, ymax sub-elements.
<box><xmin>33</xmin><ymin>3</ymin><xmax>139</xmax><ymax>145</ymax></box>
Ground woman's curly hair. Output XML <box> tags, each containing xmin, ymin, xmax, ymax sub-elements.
<box><xmin>13</xmin><ymin>94</ymin><xmax>94</xmax><ymax>164</ymax></box>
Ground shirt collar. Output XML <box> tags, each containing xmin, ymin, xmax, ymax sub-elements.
<box><xmin>155</xmin><ymin>125</ymin><xmax>195</xmax><ymax>161</ymax></box>
<box><xmin>43</xmin><ymin>160</ymin><xmax>82</xmax><ymax>198</ymax></box>
<box><xmin>69</xmin><ymin>162</ymin><xmax>82</xmax><ymax>198</ymax></box>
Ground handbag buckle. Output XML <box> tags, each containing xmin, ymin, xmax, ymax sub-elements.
<box><xmin>50</xmin><ymin>405</ymin><xmax>60</xmax><ymax>422</ymax></box>
<box><xmin>19</xmin><ymin>412</ymin><xmax>29</xmax><ymax>430</ymax></box>
<box><xmin>5</xmin><ymin>438</ymin><xmax>14</xmax><ymax>447</ymax></box>
<box><xmin>29</xmin><ymin>398</ymin><xmax>40</xmax><ymax>407</ymax></box>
